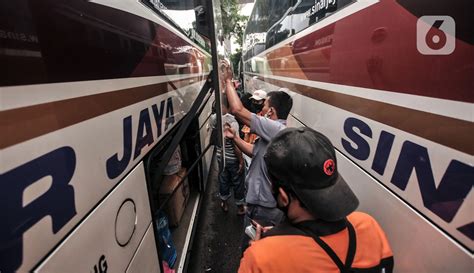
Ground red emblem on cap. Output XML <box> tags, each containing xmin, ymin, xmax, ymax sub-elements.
<box><xmin>323</xmin><ymin>159</ymin><xmax>335</xmax><ymax>176</ymax></box>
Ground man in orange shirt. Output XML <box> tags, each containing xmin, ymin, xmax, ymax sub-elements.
<box><xmin>238</xmin><ymin>127</ymin><xmax>394</xmax><ymax>273</ymax></box>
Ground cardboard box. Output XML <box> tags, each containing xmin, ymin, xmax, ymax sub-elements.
<box><xmin>159</xmin><ymin>168</ymin><xmax>189</xmax><ymax>227</ymax></box>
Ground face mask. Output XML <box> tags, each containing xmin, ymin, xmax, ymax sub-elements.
<box><xmin>264</xmin><ymin>108</ymin><xmax>272</xmax><ymax>118</ymax></box>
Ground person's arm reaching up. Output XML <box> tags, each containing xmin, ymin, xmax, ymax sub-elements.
<box><xmin>221</xmin><ymin>60</ymin><xmax>252</xmax><ymax>126</ymax></box>
<box><xmin>224</xmin><ymin>125</ymin><xmax>253</xmax><ymax>157</ymax></box>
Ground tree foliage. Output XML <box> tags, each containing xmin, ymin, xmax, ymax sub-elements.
<box><xmin>221</xmin><ymin>0</ymin><xmax>248</xmax><ymax>47</ymax></box>
<box><xmin>221</xmin><ymin>0</ymin><xmax>248</xmax><ymax>75</ymax></box>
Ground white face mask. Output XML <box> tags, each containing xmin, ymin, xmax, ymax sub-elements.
<box><xmin>264</xmin><ymin>109</ymin><xmax>271</xmax><ymax>118</ymax></box>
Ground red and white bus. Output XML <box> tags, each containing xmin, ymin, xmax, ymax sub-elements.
<box><xmin>0</xmin><ymin>0</ymin><xmax>226</xmax><ymax>272</ymax></box>
<box><xmin>242</xmin><ymin>0</ymin><xmax>473</xmax><ymax>272</ymax></box>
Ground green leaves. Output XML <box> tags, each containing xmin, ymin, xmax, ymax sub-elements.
<box><xmin>220</xmin><ymin>0</ymin><xmax>248</xmax><ymax>46</ymax></box>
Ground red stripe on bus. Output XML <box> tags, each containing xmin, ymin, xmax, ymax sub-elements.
<box><xmin>0</xmin><ymin>77</ymin><xmax>202</xmax><ymax>149</ymax></box>
<box><xmin>258</xmin><ymin>75</ymin><xmax>474</xmax><ymax>155</ymax></box>
<box><xmin>260</xmin><ymin>0</ymin><xmax>473</xmax><ymax>103</ymax></box>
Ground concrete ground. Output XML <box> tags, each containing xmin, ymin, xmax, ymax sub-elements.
<box><xmin>187</xmin><ymin>158</ymin><xmax>244</xmax><ymax>273</ymax></box>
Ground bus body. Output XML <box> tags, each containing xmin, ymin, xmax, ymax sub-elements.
<box><xmin>243</xmin><ymin>0</ymin><xmax>473</xmax><ymax>272</ymax></box>
<box><xmin>1</xmin><ymin>0</ymin><xmax>217</xmax><ymax>272</ymax></box>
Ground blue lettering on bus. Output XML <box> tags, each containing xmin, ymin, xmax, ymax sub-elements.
<box><xmin>134</xmin><ymin>108</ymin><xmax>154</xmax><ymax>159</ymax></box>
<box><xmin>106</xmin><ymin>97</ymin><xmax>175</xmax><ymax>180</ymax></box>
<box><xmin>341</xmin><ymin>117</ymin><xmax>473</xmax><ymax>239</ymax></box>
<box><xmin>152</xmin><ymin>99</ymin><xmax>166</xmax><ymax>138</ymax></box>
<box><xmin>165</xmin><ymin>97</ymin><xmax>175</xmax><ymax>131</ymax></box>
<box><xmin>341</xmin><ymin>117</ymin><xmax>371</xmax><ymax>160</ymax></box>
<box><xmin>371</xmin><ymin>131</ymin><xmax>395</xmax><ymax>175</ymax></box>
<box><xmin>391</xmin><ymin>143</ymin><xmax>474</xmax><ymax>222</ymax></box>
<box><xmin>0</xmin><ymin>147</ymin><xmax>77</xmax><ymax>272</ymax></box>
<box><xmin>106</xmin><ymin>116</ymin><xmax>133</xmax><ymax>179</ymax></box>
<box><xmin>457</xmin><ymin>222</ymin><xmax>474</xmax><ymax>240</ymax></box>
<box><xmin>92</xmin><ymin>254</ymin><xmax>108</xmax><ymax>273</ymax></box>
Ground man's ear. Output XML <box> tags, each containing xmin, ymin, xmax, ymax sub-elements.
<box><xmin>271</xmin><ymin>107</ymin><xmax>277</xmax><ymax>118</ymax></box>
<box><xmin>278</xmin><ymin>187</ymin><xmax>290</xmax><ymax>206</ymax></box>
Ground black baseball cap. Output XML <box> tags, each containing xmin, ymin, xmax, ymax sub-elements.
<box><xmin>264</xmin><ymin>127</ymin><xmax>359</xmax><ymax>221</ymax></box>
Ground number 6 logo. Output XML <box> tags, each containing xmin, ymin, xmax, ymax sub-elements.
<box><xmin>416</xmin><ymin>16</ymin><xmax>455</xmax><ymax>55</ymax></box>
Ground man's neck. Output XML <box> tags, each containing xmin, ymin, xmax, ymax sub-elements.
<box><xmin>290</xmin><ymin>213</ymin><xmax>316</xmax><ymax>224</ymax></box>
<box><xmin>270</xmin><ymin>115</ymin><xmax>284</xmax><ymax>121</ymax></box>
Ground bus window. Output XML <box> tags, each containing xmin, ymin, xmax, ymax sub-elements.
<box><xmin>266</xmin><ymin>15</ymin><xmax>293</xmax><ymax>48</ymax></box>
<box><xmin>209</xmin><ymin>0</ymin><xmax>227</xmax><ymax>163</ymax></box>
<box><xmin>243</xmin><ymin>0</ymin><xmax>293</xmax><ymax>59</ymax></box>
<box><xmin>140</xmin><ymin>0</ymin><xmax>211</xmax><ymax>51</ymax></box>
<box><xmin>264</xmin><ymin>0</ymin><xmax>356</xmax><ymax>49</ymax></box>
<box><xmin>291</xmin><ymin>0</ymin><xmax>354</xmax><ymax>34</ymax></box>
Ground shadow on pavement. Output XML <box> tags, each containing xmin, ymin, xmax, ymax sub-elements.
<box><xmin>187</xmin><ymin>157</ymin><xmax>244</xmax><ymax>273</ymax></box>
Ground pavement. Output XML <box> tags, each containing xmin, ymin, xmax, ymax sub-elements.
<box><xmin>187</xmin><ymin>158</ymin><xmax>245</xmax><ymax>273</ymax></box>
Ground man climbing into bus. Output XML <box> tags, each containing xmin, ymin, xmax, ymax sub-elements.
<box><xmin>220</xmin><ymin>60</ymin><xmax>293</xmax><ymax>251</ymax></box>
<box><xmin>238</xmin><ymin>127</ymin><xmax>394</xmax><ymax>273</ymax></box>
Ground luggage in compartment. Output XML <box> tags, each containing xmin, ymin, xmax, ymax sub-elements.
<box><xmin>159</xmin><ymin>168</ymin><xmax>190</xmax><ymax>227</ymax></box>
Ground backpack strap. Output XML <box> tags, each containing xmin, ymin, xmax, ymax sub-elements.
<box><xmin>297</xmin><ymin>221</ymin><xmax>357</xmax><ymax>273</ymax></box>
<box><xmin>344</xmin><ymin>222</ymin><xmax>357</xmax><ymax>268</ymax></box>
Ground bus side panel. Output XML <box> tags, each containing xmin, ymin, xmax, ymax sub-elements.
<box><xmin>337</xmin><ymin>152</ymin><xmax>472</xmax><ymax>273</ymax></box>
<box><xmin>35</xmin><ymin>162</ymin><xmax>152</xmax><ymax>272</ymax></box>
<box><xmin>0</xmin><ymin>0</ymin><xmax>212</xmax><ymax>272</ymax></box>
<box><xmin>246</xmin><ymin>77</ymin><xmax>472</xmax><ymax>272</ymax></box>
<box><xmin>126</xmin><ymin>223</ymin><xmax>160</xmax><ymax>273</ymax></box>
<box><xmin>1</xmin><ymin>82</ymin><xmax>202</xmax><ymax>272</ymax></box>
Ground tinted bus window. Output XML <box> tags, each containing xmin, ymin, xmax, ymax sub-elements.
<box><xmin>244</xmin><ymin>0</ymin><xmax>354</xmax><ymax>59</ymax></box>
<box><xmin>140</xmin><ymin>0</ymin><xmax>210</xmax><ymax>51</ymax></box>
<box><xmin>243</xmin><ymin>0</ymin><xmax>293</xmax><ymax>58</ymax></box>
<box><xmin>291</xmin><ymin>0</ymin><xmax>353</xmax><ymax>34</ymax></box>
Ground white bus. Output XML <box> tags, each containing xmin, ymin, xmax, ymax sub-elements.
<box><xmin>0</xmin><ymin>0</ymin><xmax>225</xmax><ymax>272</ymax></box>
<box><xmin>242</xmin><ymin>0</ymin><xmax>473</xmax><ymax>272</ymax></box>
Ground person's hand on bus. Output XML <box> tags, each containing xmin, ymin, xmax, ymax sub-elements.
<box><xmin>223</xmin><ymin>125</ymin><xmax>236</xmax><ymax>139</ymax></box>
<box><xmin>220</xmin><ymin>59</ymin><xmax>233</xmax><ymax>83</ymax></box>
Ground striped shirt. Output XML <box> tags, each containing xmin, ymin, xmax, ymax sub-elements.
<box><xmin>210</xmin><ymin>114</ymin><xmax>240</xmax><ymax>162</ymax></box>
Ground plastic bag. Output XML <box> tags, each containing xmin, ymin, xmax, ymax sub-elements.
<box><xmin>163</xmin><ymin>147</ymin><xmax>181</xmax><ymax>175</ymax></box>
<box><xmin>156</xmin><ymin>212</ymin><xmax>177</xmax><ymax>268</ymax></box>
